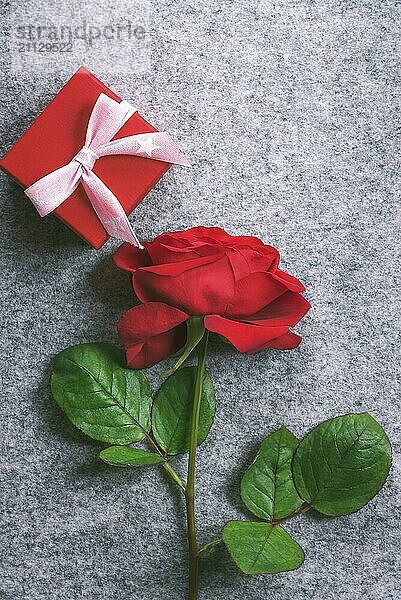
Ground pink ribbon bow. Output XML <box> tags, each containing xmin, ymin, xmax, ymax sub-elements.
<box><xmin>25</xmin><ymin>93</ymin><xmax>190</xmax><ymax>247</ymax></box>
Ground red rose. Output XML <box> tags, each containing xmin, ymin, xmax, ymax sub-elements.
<box><xmin>113</xmin><ymin>227</ymin><xmax>311</xmax><ymax>368</ymax></box>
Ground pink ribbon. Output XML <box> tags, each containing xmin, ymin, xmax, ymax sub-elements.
<box><xmin>25</xmin><ymin>93</ymin><xmax>190</xmax><ymax>247</ymax></box>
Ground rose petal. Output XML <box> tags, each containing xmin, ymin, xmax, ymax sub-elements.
<box><xmin>189</xmin><ymin>227</ymin><xmax>265</xmax><ymax>248</ymax></box>
<box><xmin>133</xmin><ymin>254</ymin><xmax>236</xmax><ymax>315</ymax></box>
<box><xmin>226</xmin><ymin>272</ymin><xmax>288</xmax><ymax>317</ymax></box>
<box><xmin>125</xmin><ymin>326</ymin><xmax>187</xmax><ymax>369</ymax></box>
<box><xmin>118</xmin><ymin>302</ymin><xmax>189</xmax><ymax>368</ymax></box>
<box><xmin>160</xmin><ymin>226</ymin><xmax>264</xmax><ymax>247</ymax></box>
<box><xmin>272</xmin><ymin>269</ymin><xmax>305</xmax><ymax>292</ymax></box>
<box><xmin>113</xmin><ymin>243</ymin><xmax>151</xmax><ymax>273</ymax></box>
<box><xmin>264</xmin><ymin>331</ymin><xmax>302</xmax><ymax>350</ymax></box>
<box><xmin>243</xmin><ymin>291</ymin><xmax>311</xmax><ymax>327</ymax></box>
<box><xmin>118</xmin><ymin>301</ymin><xmax>189</xmax><ymax>344</ymax></box>
<box><xmin>204</xmin><ymin>314</ymin><xmax>290</xmax><ymax>354</ymax></box>
<box><xmin>224</xmin><ymin>247</ymin><xmax>277</xmax><ymax>280</ymax></box>
<box><xmin>145</xmin><ymin>227</ymin><xmax>270</xmax><ymax>265</ymax></box>
<box><xmin>146</xmin><ymin>240</ymin><xmax>222</xmax><ymax>264</ymax></box>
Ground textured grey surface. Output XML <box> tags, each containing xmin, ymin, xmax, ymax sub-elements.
<box><xmin>1</xmin><ymin>1</ymin><xmax>400</xmax><ymax>599</ymax></box>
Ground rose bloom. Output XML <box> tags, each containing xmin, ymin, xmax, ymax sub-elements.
<box><xmin>113</xmin><ymin>227</ymin><xmax>311</xmax><ymax>368</ymax></box>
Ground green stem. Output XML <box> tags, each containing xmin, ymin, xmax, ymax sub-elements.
<box><xmin>198</xmin><ymin>538</ymin><xmax>222</xmax><ymax>556</ymax></box>
<box><xmin>271</xmin><ymin>502</ymin><xmax>312</xmax><ymax>525</ymax></box>
<box><xmin>185</xmin><ymin>331</ymin><xmax>209</xmax><ymax>600</ymax></box>
<box><xmin>163</xmin><ymin>461</ymin><xmax>186</xmax><ymax>492</ymax></box>
<box><xmin>145</xmin><ymin>431</ymin><xmax>186</xmax><ymax>492</ymax></box>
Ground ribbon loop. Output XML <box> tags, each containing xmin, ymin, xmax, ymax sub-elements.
<box><xmin>25</xmin><ymin>92</ymin><xmax>190</xmax><ymax>247</ymax></box>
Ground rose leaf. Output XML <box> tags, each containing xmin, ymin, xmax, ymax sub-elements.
<box><xmin>292</xmin><ymin>413</ymin><xmax>392</xmax><ymax>516</ymax></box>
<box><xmin>100</xmin><ymin>446</ymin><xmax>164</xmax><ymax>467</ymax></box>
<box><xmin>222</xmin><ymin>521</ymin><xmax>304</xmax><ymax>574</ymax></box>
<box><xmin>241</xmin><ymin>427</ymin><xmax>303</xmax><ymax>521</ymax></box>
<box><xmin>152</xmin><ymin>366</ymin><xmax>215</xmax><ymax>455</ymax></box>
<box><xmin>51</xmin><ymin>343</ymin><xmax>152</xmax><ymax>444</ymax></box>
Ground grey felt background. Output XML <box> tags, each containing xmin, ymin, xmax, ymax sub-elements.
<box><xmin>1</xmin><ymin>1</ymin><xmax>400</xmax><ymax>598</ymax></box>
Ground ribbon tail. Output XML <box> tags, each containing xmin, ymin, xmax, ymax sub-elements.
<box><xmin>97</xmin><ymin>132</ymin><xmax>191</xmax><ymax>167</ymax></box>
<box><xmin>81</xmin><ymin>170</ymin><xmax>143</xmax><ymax>248</ymax></box>
<box><xmin>25</xmin><ymin>162</ymin><xmax>82</xmax><ymax>216</ymax></box>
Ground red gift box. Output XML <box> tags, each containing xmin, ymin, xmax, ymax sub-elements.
<box><xmin>0</xmin><ymin>67</ymin><xmax>176</xmax><ymax>249</ymax></box>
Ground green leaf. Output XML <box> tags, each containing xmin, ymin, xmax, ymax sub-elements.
<box><xmin>51</xmin><ymin>343</ymin><xmax>152</xmax><ymax>445</ymax></box>
<box><xmin>241</xmin><ymin>427</ymin><xmax>302</xmax><ymax>520</ymax></box>
<box><xmin>161</xmin><ymin>316</ymin><xmax>205</xmax><ymax>377</ymax></box>
<box><xmin>222</xmin><ymin>521</ymin><xmax>304</xmax><ymax>575</ymax></box>
<box><xmin>100</xmin><ymin>446</ymin><xmax>164</xmax><ymax>467</ymax></box>
<box><xmin>152</xmin><ymin>366</ymin><xmax>215</xmax><ymax>455</ymax></box>
<box><xmin>292</xmin><ymin>413</ymin><xmax>392</xmax><ymax>516</ymax></box>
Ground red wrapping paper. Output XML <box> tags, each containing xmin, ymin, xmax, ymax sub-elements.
<box><xmin>0</xmin><ymin>67</ymin><xmax>172</xmax><ymax>249</ymax></box>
